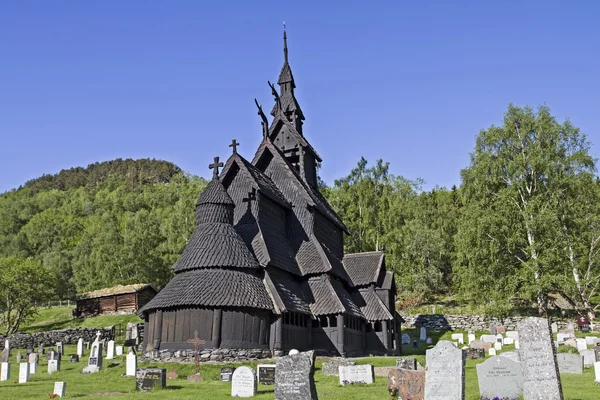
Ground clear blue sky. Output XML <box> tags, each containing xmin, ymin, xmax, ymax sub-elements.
<box><xmin>1</xmin><ymin>1</ymin><xmax>599</xmax><ymax>193</ymax></box>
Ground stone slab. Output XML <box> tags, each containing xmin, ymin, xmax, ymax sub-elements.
<box><xmin>232</xmin><ymin>366</ymin><xmax>257</xmax><ymax>397</ymax></box>
<box><xmin>220</xmin><ymin>367</ymin><xmax>235</xmax><ymax>382</ymax></box>
<box><xmin>321</xmin><ymin>358</ymin><xmax>355</xmax><ymax>376</ymax></box>
<box><xmin>476</xmin><ymin>355</ymin><xmax>523</xmax><ymax>398</ymax></box>
<box><xmin>275</xmin><ymin>350</ymin><xmax>317</xmax><ymax>400</ymax></box>
<box><xmin>339</xmin><ymin>364</ymin><xmax>374</xmax><ymax>385</ymax></box>
<box><xmin>257</xmin><ymin>364</ymin><xmax>276</xmax><ymax>385</ymax></box>
<box><xmin>19</xmin><ymin>362</ymin><xmax>29</xmax><ymax>383</ymax></box>
<box><xmin>388</xmin><ymin>368</ymin><xmax>424</xmax><ymax>400</ymax></box>
<box><xmin>136</xmin><ymin>368</ymin><xmax>166</xmax><ymax>392</ymax></box>
<box><xmin>424</xmin><ymin>340</ymin><xmax>465</xmax><ymax>400</ymax></box>
<box><xmin>0</xmin><ymin>362</ymin><xmax>9</xmax><ymax>381</ymax></box>
<box><xmin>557</xmin><ymin>353</ymin><xmax>583</xmax><ymax>374</ymax></box>
<box><xmin>53</xmin><ymin>381</ymin><xmax>66</xmax><ymax>398</ymax></box>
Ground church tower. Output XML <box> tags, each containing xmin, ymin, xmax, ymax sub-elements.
<box><xmin>269</xmin><ymin>28</ymin><xmax>321</xmax><ymax>189</ymax></box>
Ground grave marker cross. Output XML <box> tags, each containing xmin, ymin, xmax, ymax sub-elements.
<box><xmin>209</xmin><ymin>157</ymin><xmax>224</xmax><ymax>179</ymax></box>
<box><xmin>186</xmin><ymin>330</ymin><xmax>206</xmax><ymax>374</ymax></box>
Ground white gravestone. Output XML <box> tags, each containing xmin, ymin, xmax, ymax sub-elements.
<box><xmin>420</xmin><ymin>327</ymin><xmax>426</xmax><ymax>341</ymax></box>
<box><xmin>48</xmin><ymin>359</ymin><xmax>60</xmax><ymax>374</ymax></box>
<box><xmin>77</xmin><ymin>338</ymin><xmax>84</xmax><ymax>357</ymax></box>
<box><xmin>557</xmin><ymin>332</ymin><xmax>571</xmax><ymax>342</ymax></box>
<box><xmin>514</xmin><ymin>339</ymin><xmax>519</xmax><ymax>349</ymax></box>
<box><xmin>580</xmin><ymin>349</ymin><xmax>596</xmax><ymax>367</ymax></box>
<box><xmin>488</xmin><ymin>348</ymin><xmax>497</xmax><ymax>356</ymax></box>
<box><xmin>425</xmin><ymin>337</ymin><xmax>433</xmax><ymax>345</ymax></box>
<box><xmin>551</xmin><ymin>322</ymin><xmax>558</xmax><ymax>333</ymax></box>
<box><xmin>231</xmin><ymin>366</ymin><xmax>257</xmax><ymax>397</ymax></box>
<box><xmin>1</xmin><ymin>362</ymin><xmax>9</xmax><ymax>381</ymax></box>
<box><xmin>29</xmin><ymin>353</ymin><xmax>38</xmax><ymax>374</ymax></box>
<box><xmin>338</xmin><ymin>364</ymin><xmax>374</xmax><ymax>385</ymax></box>
<box><xmin>53</xmin><ymin>381</ymin><xmax>66</xmax><ymax>398</ymax></box>
<box><xmin>19</xmin><ymin>362</ymin><xmax>30</xmax><ymax>383</ymax></box>
<box><xmin>106</xmin><ymin>340</ymin><xmax>115</xmax><ymax>359</ymax></box>
<box><xmin>29</xmin><ymin>361</ymin><xmax>37</xmax><ymax>374</ymax></box>
<box><xmin>586</xmin><ymin>336</ymin><xmax>600</xmax><ymax>346</ymax></box>
<box><xmin>495</xmin><ymin>334</ymin><xmax>504</xmax><ymax>345</ymax></box>
<box><xmin>503</xmin><ymin>337</ymin><xmax>514</xmax><ymax>345</ymax></box>
<box><xmin>116</xmin><ymin>345</ymin><xmax>123</xmax><ymax>356</ymax></box>
<box><xmin>576</xmin><ymin>338</ymin><xmax>587</xmax><ymax>352</ymax></box>
<box><xmin>424</xmin><ymin>340</ymin><xmax>465</xmax><ymax>400</ymax></box>
<box><xmin>83</xmin><ymin>342</ymin><xmax>103</xmax><ymax>373</ymax></box>
<box><xmin>505</xmin><ymin>331</ymin><xmax>519</xmax><ymax>340</ymax></box>
<box><xmin>126</xmin><ymin>349</ymin><xmax>137</xmax><ymax>377</ymax></box>
<box><xmin>468</xmin><ymin>333</ymin><xmax>476</xmax><ymax>344</ymax></box>
<box><xmin>4</xmin><ymin>340</ymin><xmax>10</xmax><ymax>357</ymax></box>
<box><xmin>494</xmin><ymin>342</ymin><xmax>502</xmax><ymax>351</ymax></box>
<box><xmin>480</xmin><ymin>334</ymin><xmax>497</xmax><ymax>343</ymax></box>
<box><xmin>451</xmin><ymin>333</ymin><xmax>464</xmax><ymax>344</ymax></box>
<box><xmin>595</xmin><ymin>361</ymin><xmax>600</xmax><ymax>383</ymax></box>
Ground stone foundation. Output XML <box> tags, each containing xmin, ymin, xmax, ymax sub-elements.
<box><xmin>141</xmin><ymin>348</ymin><xmax>272</xmax><ymax>363</ymax></box>
<box><xmin>0</xmin><ymin>327</ymin><xmax>114</xmax><ymax>350</ymax></box>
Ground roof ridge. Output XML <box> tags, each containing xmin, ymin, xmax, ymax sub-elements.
<box><xmin>344</xmin><ymin>251</ymin><xmax>384</xmax><ymax>257</ymax></box>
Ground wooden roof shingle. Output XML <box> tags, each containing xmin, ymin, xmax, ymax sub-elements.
<box><xmin>306</xmin><ymin>275</ymin><xmax>364</xmax><ymax>319</ymax></box>
<box><xmin>342</xmin><ymin>251</ymin><xmax>385</xmax><ymax>287</ymax></box>
<box><xmin>352</xmin><ymin>287</ymin><xmax>393</xmax><ymax>321</ymax></box>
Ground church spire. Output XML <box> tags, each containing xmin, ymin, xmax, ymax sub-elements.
<box><xmin>283</xmin><ymin>23</ymin><xmax>288</xmax><ymax>64</ymax></box>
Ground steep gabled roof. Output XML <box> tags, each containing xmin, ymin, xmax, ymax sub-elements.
<box><xmin>264</xmin><ymin>271</ymin><xmax>311</xmax><ymax>315</ymax></box>
<box><xmin>352</xmin><ymin>287</ymin><xmax>393</xmax><ymax>321</ymax></box>
<box><xmin>342</xmin><ymin>251</ymin><xmax>385</xmax><ymax>287</ymax></box>
<box><xmin>268</xmin><ymin>114</ymin><xmax>319</xmax><ymax>161</ymax></box>
<box><xmin>139</xmin><ymin>269</ymin><xmax>273</xmax><ymax>313</ymax></box>
<box><xmin>306</xmin><ymin>275</ymin><xmax>364</xmax><ymax>319</ymax></box>
<box><xmin>381</xmin><ymin>271</ymin><xmax>395</xmax><ymax>291</ymax></box>
<box><xmin>252</xmin><ymin>139</ymin><xmax>348</xmax><ymax>233</ymax></box>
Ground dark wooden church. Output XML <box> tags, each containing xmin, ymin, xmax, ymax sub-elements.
<box><xmin>140</xmin><ymin>31</ymin><xmax>402</xmax><ymax>356</ymax></box>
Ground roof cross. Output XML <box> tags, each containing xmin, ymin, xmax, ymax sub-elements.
<box><xmin>186</xmin><ymin>330</ymin><xmax>206</xmax><ymax>374</ymax></box>
<box><xmin>208</xmin><ymin>156</ymin><xmax>223</xmax><ymax>179</ymax></box>
<box><xmin>229</xmin><ymin>139</ymin><xmax>240</xmax><ymax>154</ymax></box>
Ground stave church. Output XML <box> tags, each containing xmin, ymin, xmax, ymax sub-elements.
<box><xmin>139</xmin><ymin>30</ymin><xmax>402</xmax><ymax>357</ymax></box>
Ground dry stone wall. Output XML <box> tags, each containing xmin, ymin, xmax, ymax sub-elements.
<box><xmin>401</xmin><ymin>314</ymin><xmax>571</xmax><ymax>331</ymax></box>
<box><xmin>141</xmin><ymin>348</ymin><xmax>272</xmax><ymax>363</ymax></box>
<box><xmin>0</xmin><ymin>327</ymin><xmax>114</xmax><ymax>350</ymax></box>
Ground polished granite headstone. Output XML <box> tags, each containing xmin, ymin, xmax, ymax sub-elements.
<box><xmin>136</xmin><ymin>368</ymin><xmax>166</xmax><ymax>392</ymax></box>
<box><xmin>388</xmin><ymin>368</ymin><xmax>424</xmax><ymax>400</ymax></box>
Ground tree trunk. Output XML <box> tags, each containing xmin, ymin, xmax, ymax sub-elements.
<box><xmin>568</xmin><ymin>242</ymin><xmax>596</xmax><ymax>320</ymax></box>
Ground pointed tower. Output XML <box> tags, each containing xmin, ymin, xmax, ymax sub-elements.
<box><xmin>269</xmin><ymin>27</ymin><xmax>321</xmax><ymax>188</ymax></box>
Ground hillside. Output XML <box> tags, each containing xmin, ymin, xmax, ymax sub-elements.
<box><xmin>0</xmin><ymin>158</ymin><xmax>207</xmax><ymax>300</ymax></box>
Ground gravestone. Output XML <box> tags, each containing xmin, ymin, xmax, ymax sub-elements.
<box><xmin>338</xmin><ymin>364</ymin><xmax>374</xmax><ymax>385</ymax></box>
<box><xmin>480</xmin><ymin>334</ymin><xmax>496</xmax><ymax>343</ymax></box>
<box><xmin>451</xmin><ymin>333</ymin><xmax>464</xmax><ymax>344</ymax></box>
<box><xmin>470</xmin><ymin>340</ymin><xmax>492</xmax><ymax>351</ymax></box>
<box><xmin>387</xmin><ymin>368</ymin><xmax>425</xmax><ymax>400</ymax></box>
<box><xmin>488</xmin><ymin>348</ymin><xmax>497</xmax><ymax>356</ymax></box>
<box><xmin>551</xmin><ymin>322</ymin><xmax>558</xmax><ymax>333</ymax></box>
<box><xmin>396</xmin><ymin>357</ymin><xmax>417</xmax><ymax>370</ymax></box>
<box><xmin>125</xmin><ymin>322</ymin><xmax>139</xmax><ymax>346</ymax></box>
<box><xmin>496</xmin><ymin>326</ymin><xmax>507</xmax><ymax>334</ymax></box>
<box><xmin>53</xmin><ymin>381</ymin><xmax>66</xmax><ymax>398</ymax></box>
<box><xmin>70</xmin><ymin>354</ymin><xmax>79</xmax><ymax>363</ymax></box>
<box><xmin>1</xmin><ymin>362</ymin><xmax>9</xmax><ymax>381</ymax></box>
<box><xmin>77</xmin><ymin>338</ymin><xmax>84</xmax><ymax>357</ymax></box>
<box><xmin>16</xmin><ymin>352</ymin><xmax>22</xmax><ymax>363</ymax></box>
<box><xmin>494</xmin><ymin>342</ymin><xmax>502</xmax><ymax>351</ymax></box>
<box><xmin>424</xmin><ymin>340</ymin><xmax>465</xmax><ymax>400</ymax></box>
<box><xmin>29</xmin><ymin>352</ymin><xmax>38</xmax><ymax>374</ymax></box>
<box><xmin>500</xmin><ymin>351</ymin><xmax>520</xmax><ymax>363</ymax></box>
<box><xmin>0</xmin><ymin>347</ymin><xmax>8</xmax><ymax>363</ymax></box>
<box><xmin>504</xmin><ymin>337</ymin><xmax>514</xmax><ymax>345</ymax></box>
<box><xmin>231</xmin><ymin>366</ymin><xmax>257</xmax><ymax>397</ymax></box>
<box><xmin>83</xmin><ymin>342</ymin><xmax>103</xmax><ymax>373</ymax></box>
<box><xmin>126</xmin><ymin>348</ymin><xmax>137</xmax><ymax>377</ymax></box>
<box><xmin>166</xmin><ymin>369</ymin><xmax>178</xmax><ymax>380</ymax></box>
<box><xmin>595</xmin><ymin>361</ymin><xmax>600</xmax><ymax>383</ymax></box>
<box><xmin>412</xmin><ymin>340</ymin><xmax>418</xmax><ymax>349</ymax></box>
<box><xmin>220</xmin><ymin>367</ymin><xmax>235</xmax><ymax>382</ymax></box>
<box><xmin>425</xmin><ymin>337</ymin><xmax>432</xmax><ymax>345</ymax></box>
<box><xmin>495</xmin><ymin>333</ymin><xmax>504</xmax><ymax>344</ymax></box>
<box><xmin>585</xmin><ymin>336</ymin><xmax>600</xmax><ymax>346</ymax></box>
<box><xmin>575</xmin><ymin>338</ymin><xmax>587</xmax><ymax>351</ymax></box>
<box><xmin>19</xmin><ymin>362</ymin><xmax>29</xmax><ymax>383</ymax></box>
<box><xmin>402</xmin><ymin>334</ymin><xmax>411</xmax><ymax>345</ymax></box>
<box><xmin>37</xmin><ymin>345</ymin><xmax>44</xmax><ymax>355</ymax></box>
<box><xmin>476</xmin><ymin>356</ymin><xmax>523</xmax><ymax>398</ymax></box>
<box><xmin>321</xmin><ymin>358</ymin><xmax>355</xmax><ymax>376</ymax></box>
<box><xmin>517</xmin><ymin>317</ymin><xmax>563</xmax><ymax>400</ymax></box>
<box><xmin>4</xmin><ymin>339</ymin><xmax>10</xmax><ymax>357</ymax></box>
<box><xmin>557</xmin><ymin>332</ymin><xmax>572</xmax><ymax>343</ymax></box>
<box><xmin>515</xmin><ymin>339</ymin><xmax>520</xmax><ymax>349</ymax></box>
<box><xmin>557</xmin><ymin>353</ymin><xmax>583</xmax><ymax>374</ymax></box>
<box><xmin>465</xmin><ymin>348</ymin><xmax>485</xmax><ymax>359</ymax></box>
<box><xmin>274</xmin><ymin>350</ymin><xmax>317</xmax><ymax>400</ymax></box>
<box><xmin>420</xmin><ymin>327</ymin><xmax>426</xmax><ymax>341</ymax></box>
<box><xmin>491</xmin><ymin>326</ymin><xmax>497</xmax><ymax>335</ymax></box>
<box><xmin>506</xmin><ymin>331</ymin><xmax>519</xmax><ymax>340</ymax></box>
<box><xmin>56</xmin><ymin>342</ymin><xmax>63</xmax><ymax>355</ymax></box>
<box><xmin>594</xmin><ymin>343</ymin><xmax>600</xmax><ymax>362</ymax></box>
<box><xmin>106</xmin><ymin>340</ymin><xmax>115</xmax><ymax>359</ymax></box>
<box><xmin>116</xmin><ymin>345</ymin><xmax>123</xmax><ymax>356</ymax></box>
<box><xmin>580</xmin><ymin>349</ymin><xmax>596</xmax><ymax>367</ymax></box>
<box><xmin>467</xmin><ymin>333</ymin><xmax>476</xmax><ymax>344</ymax></box>
<box><xmin>48</xmin><ymin>359</ymin><xmax>60</xmax><ymax>374</ymax></box>
<box><xmin>136</xmin><ymin>368</ymin><xmax>166</xmax><ymax>392</ymax></box>
<box><xmin>257</xmin><ymin>364</ymin><xmax>276</xmax><ymax>385</ymax></box>
<box><xmin>288</xmin><ymin>349</ymin><xmax>299</xmax><ymax>355</ymax></box>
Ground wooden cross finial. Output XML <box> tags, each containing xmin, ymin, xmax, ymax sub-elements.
<box><xmin>208</xmin><ymin>157</ymin><xmax>223</xmax><ymax>179</ymax></box>
<box><xmin>229</xmin><ymin>139</ymin><xmax>240</xmax><ymax>154</ymax></box>
<box><xmin>243</xmin><ymin>189</ymin><xmax>256</xmax><ymax>203</ymax></box>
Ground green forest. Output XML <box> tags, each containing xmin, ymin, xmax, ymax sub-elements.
<box><xmin>2</xmin><ymin>105</ymin><xmax>600</xmax><ymax>332</ymax></box>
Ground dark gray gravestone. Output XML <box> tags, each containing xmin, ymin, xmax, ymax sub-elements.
<box><xmin>257</xmin><ymin>364</ymin><xmax>276</xmax><ymax>385</ymax></box>
<box><xmin>476</xmin><ymin>356</ymin><xmax>523</xmax><ymax>398</ymax></box>
<box><xmin>424</xmin><ymin>340</ymin><xmax>465</xmax><ymax>400</ymax></box>
<box><xmin>136</xmin><ymin>368</ymin><xmax>166</xmax><ymax>392</ymax></box>
<box><xmin>395</xmin><ymin>357</ymin><xmax>417</xmax><ymax>370</ymax></box>
<box><xmin>275</xmin><ymin>350</ymin><xmax>317</xmax><ymax>400</ymax></box>
<box><xmin>518</xmin><ymin>317</ymin><xmax>564</xmax><ymax>400</ymax></box>
<box><xmin>321</xmin><ymin>358</ymin><xmax>355</xmax><ymax>376</ymax></box>
<box><xmin>388</xmin><ymin>368</ymin><xmax>424</xmax><ymax>400</ymax></box>
<box><xmin>465</xmin><ymin>348</ymin><xmax>485</xmax><ymax>359</ymax></box>
<box><xmin>220</xmin><ymin>367</ymin><xmax>235</xmax><ymax>382</ymax></box>
<box><xmin>557</xmin><ymin>354</ymin><xmax>583</xmax><ymax>374</ymax></box>
<box><xmin>0</xmin><ymin>348</ymin><xmax>8</xmax><ymax>363</ymax></box>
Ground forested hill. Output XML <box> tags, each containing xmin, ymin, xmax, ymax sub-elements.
<box><xmin>0</xmin><ymin>158</ymin><xmax>207</xmax><ymax>300</ymax></box>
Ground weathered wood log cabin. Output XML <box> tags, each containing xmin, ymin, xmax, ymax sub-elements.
<box><xmin>76</xmin><ymin>284</ymin><xmax>157</xmax><ymax>316</ymax></box>
<box><xmin>139</xmin><ymin>30</ymin><xmax>401</xmax><ymax>357</ymax></box>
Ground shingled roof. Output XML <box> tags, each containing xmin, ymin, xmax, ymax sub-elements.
<box><xmin>352</xmin><ymin>287</ymin><xmax>393</xmax><ymax>321</ymax></box>
<box><xmin>264</xmin><ymin>271</ymin><xmax>311</xmax><ymax>315</ymax></box>
<box><xmin>306</xmin><ymin>275</ymin><xmax>364</xmax><ymax>319</ymax></box>
<box><xmin>139</xmin><ymin>269</ymin><xmax>273</xmax><ymax>313</ymax></box>
<box><xmin>342</xmin><ymin>251</ymin><xmax>385</xmax><ymax>287</ymax></box>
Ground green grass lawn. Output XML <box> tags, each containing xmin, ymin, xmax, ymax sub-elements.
<box><xmin>1</xmin><ymin>329</ymin><xmax>599</xmax><ymax>399</ymax></box>
<box><xmin>19</xmin><ymin>306</ymin><xmax>142</xmax><ymax>334</ymax></box>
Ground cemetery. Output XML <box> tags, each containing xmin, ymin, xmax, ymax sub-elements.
<box><xmin>3</xmin><ymin>3</ymin><xmax>600</xmax><ymax>400</ymax></box>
